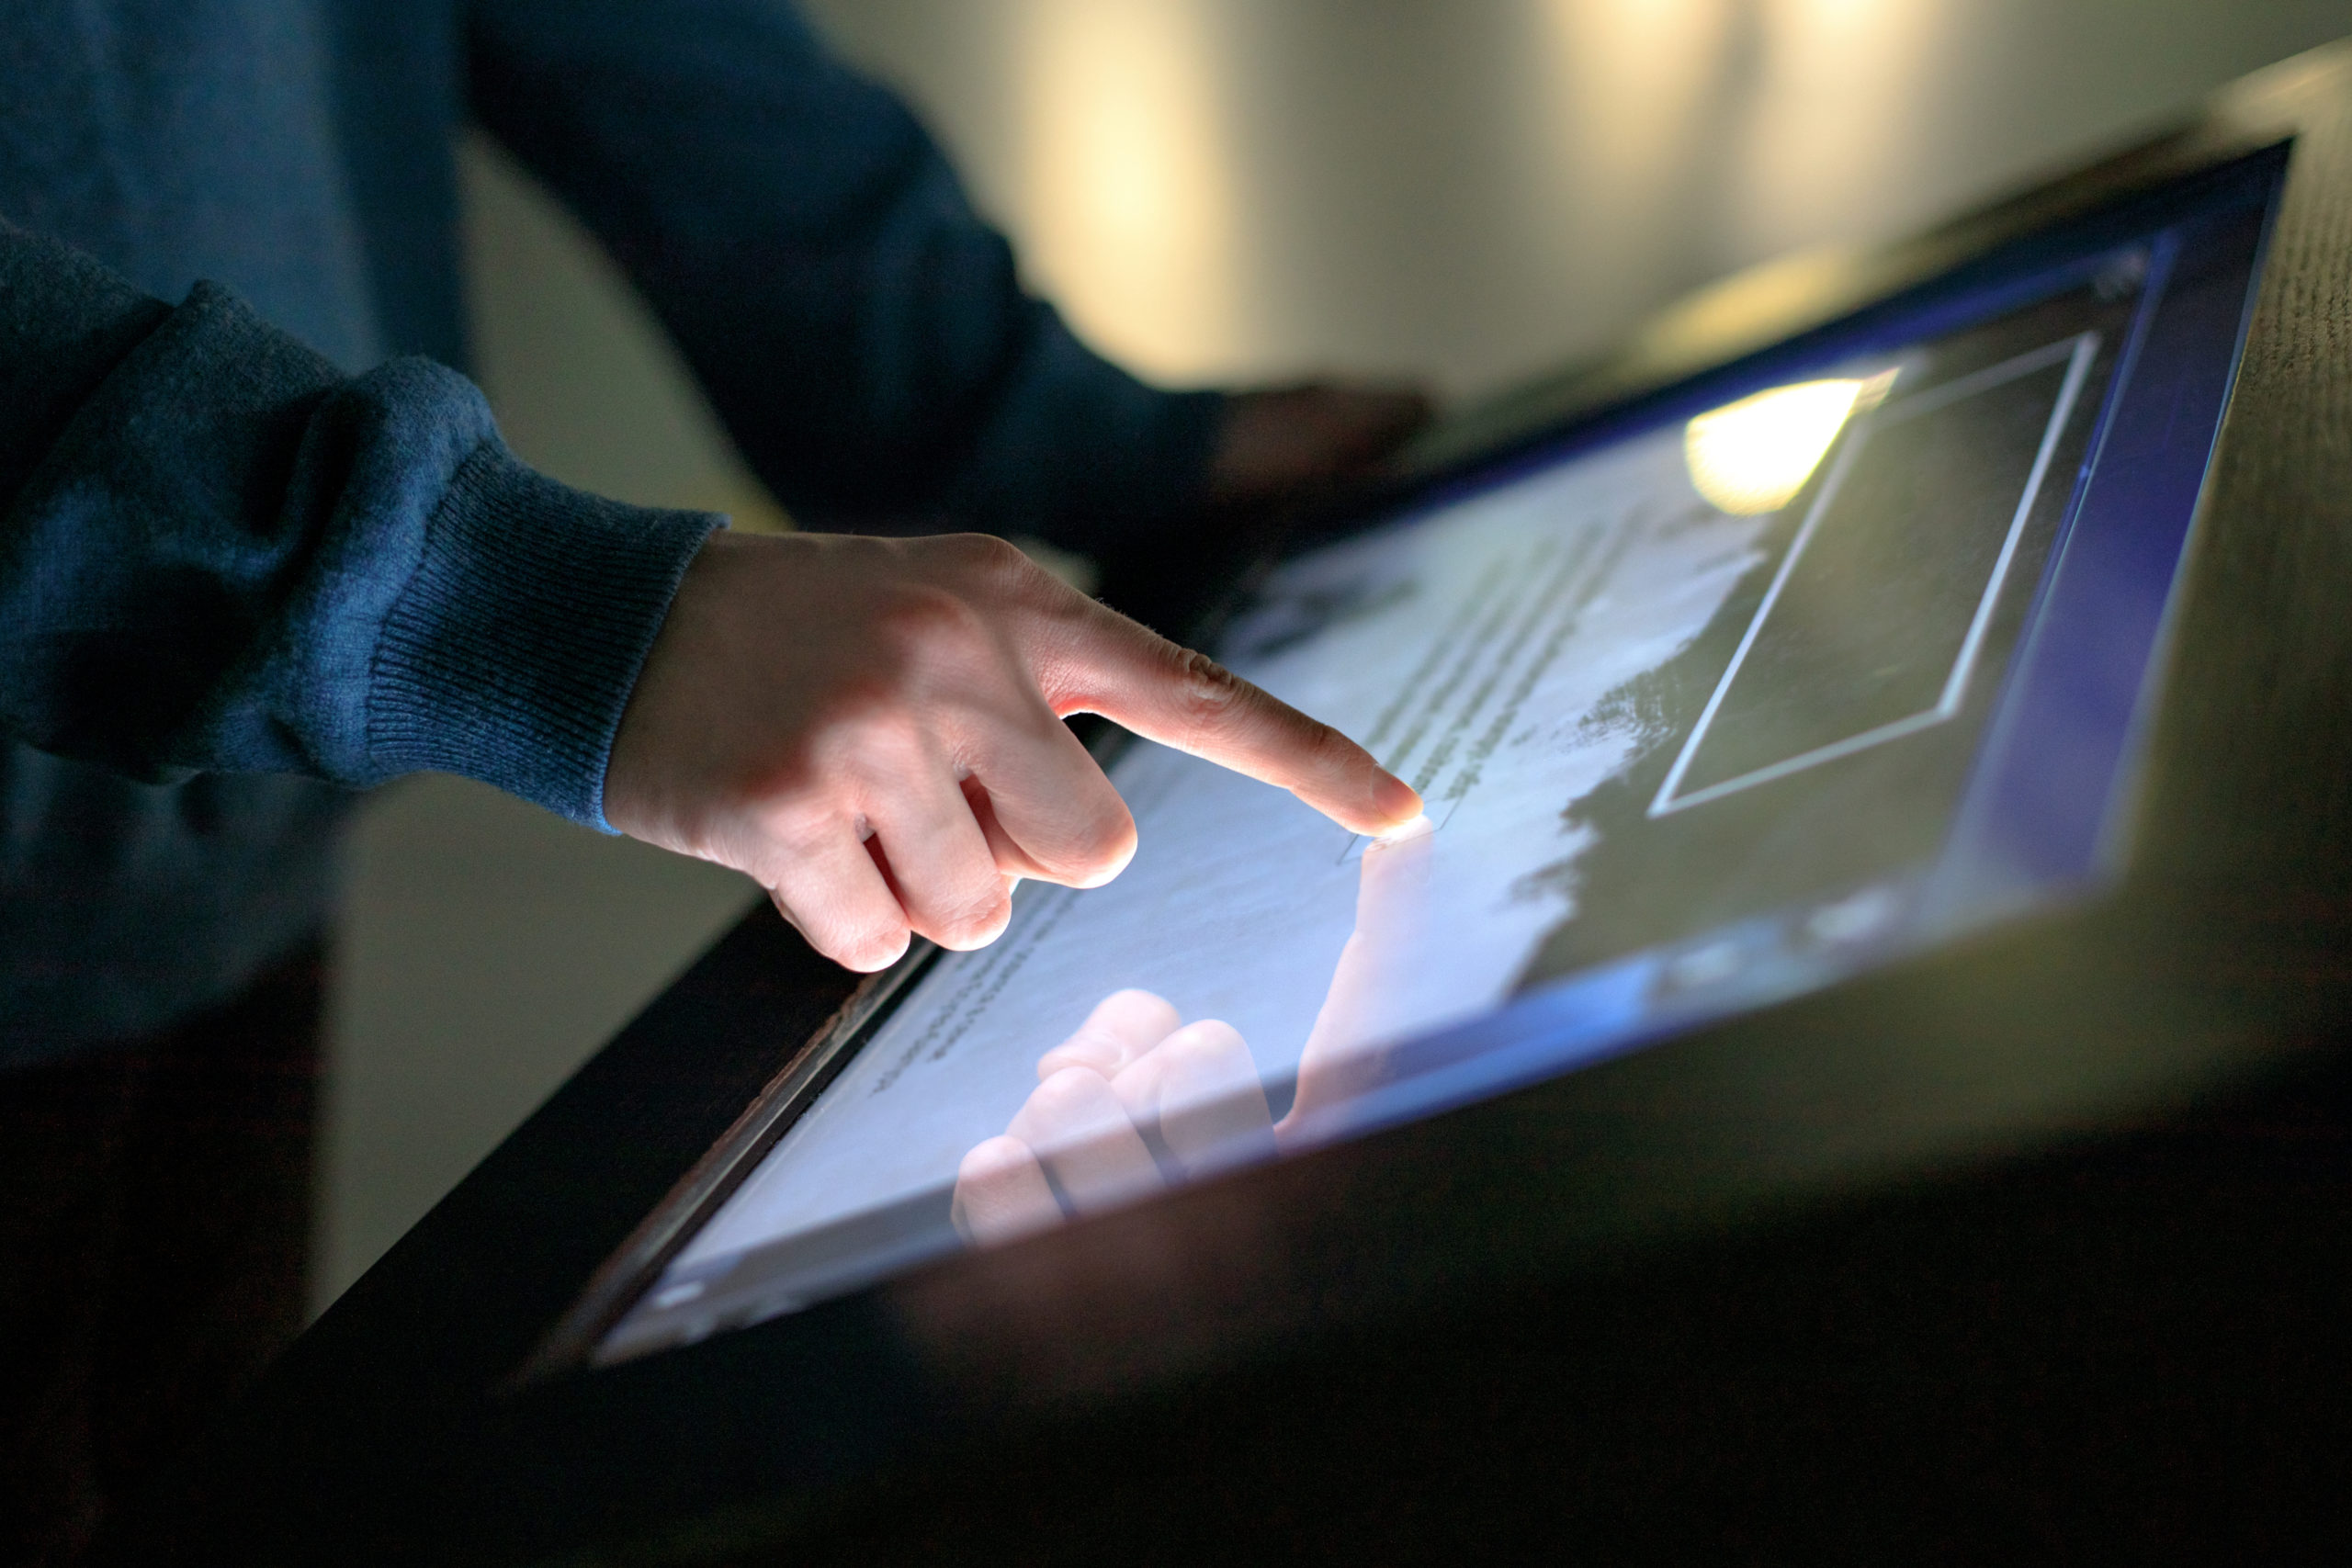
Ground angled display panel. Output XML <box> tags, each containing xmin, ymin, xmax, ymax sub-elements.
<box><xmin>587</xmin><ymin>156</ymin><xmax>2279</xmax><ymax>1366</ymax></box>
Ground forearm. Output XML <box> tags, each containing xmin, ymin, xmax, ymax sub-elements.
<box><xmin>0</xmin><ymin>220</ymin><xmax>716</xmax><ymax>827</ymax></box>
<box><xmin>468</xmin><ymin>0</ymin><xmax>1225</xmax><ymax>549</ymax></box>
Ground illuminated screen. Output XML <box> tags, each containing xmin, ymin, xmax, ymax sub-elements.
<box><xmin>596</xmin><ymin>170</ymin><xmax>2271</xmax><ymax>1365</ymax></box>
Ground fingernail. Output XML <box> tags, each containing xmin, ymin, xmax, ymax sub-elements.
<box><xmin>1371</xmin><ymin>771</ymin><xmax>1422</xmax><ymax>827</ymax></box>
<box><xmin>1374</xmin><ymin>811</ymin><xmax>1433</xmax><ymax>844</ymax></box>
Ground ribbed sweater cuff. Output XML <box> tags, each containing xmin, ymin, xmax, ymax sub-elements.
<box><xmin>367</xmin><ymin>441</ymin><xmax>721</xmax><ymax>829</ymax></box>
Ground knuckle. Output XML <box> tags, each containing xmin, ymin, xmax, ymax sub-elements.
<box><xmin>843</xmin><ymin>706</ymin><xmax>934</xmax><ymax>778</ymax></box>
<box><xmin>932</xmin><ymin>883</ymin><xmax>1012</xmax><ymax>950</ymax></box>
<box><xmin>871</xmin><ymin>581</ymin><xmax>983</xmax><ymax>660</ymax></box>
<box><xmin>750</xmin><ymin>788</ymin><xmax>852</xmax><ymax>856</ymax></box>
<box><xmin>1165</xmin><ymin>644</ymin><xmax>1247</xmax><ymax>732</ymax></box>
<box><xmin>1065</xmin><ymin>800</ymin><xmax>1137</xmax><ymax>884</ymax></box>
<box><xmin>794</xmin><ymin>685</ymin><xmax>937</xmax><ymax>797</ymax></box>
<box><xmin>1295</xmin><ymin>714</ymin><xmax>1353</xmax><ymax>773</ymax></box>
<box><xmin>780</xmin><ymin>675</ymin><xmax>901</xmax><ymax>785</ymax></box>
<box><xmin>970</xmin><ymin>532</ymin><xmax>1033</xmax><ymax>574</ymax></box>
<box><xmin>835</xmin><ymin>916</ymin><xmax>910</xmax><ymax>972</ymax></box>
<box><xmin>928</xmin><ymin>532</ymin><xmax>1038</xmax><ymax>592</ymax></box>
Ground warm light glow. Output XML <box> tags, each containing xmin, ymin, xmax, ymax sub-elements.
<box><xmin>1012</xmin><ymin>0</ymin><xmax>1240</xmax><ymax>378</ymax></box>
<box><xmin>1683</xmin><ymin>371</ymin><xmax>1894</xmax><ymax>514</ymax></box>
<box><xmin>1728</xmin><ymin>0</ymin><xmax>1952</xmax><ymax>255</ymax></box>
<box><xmin>1534</xmin><ymin>0</ymin><xmax>1734</xmax><ymax>209</ymax></box>
<box><xmin>1503</xmin><ymin>0</ymin><xmax>1736</xmax><ymax>343</ymax></box>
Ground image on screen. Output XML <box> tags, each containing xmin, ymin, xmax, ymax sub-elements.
<box><xmin>592</xmin><ymin>211</ymin><xmax>2256</xmax><ymax>1365</ymax></box>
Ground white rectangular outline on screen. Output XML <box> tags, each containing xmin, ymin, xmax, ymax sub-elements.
<box><xmin>1647</xmin><ymin>333</ymin><xmax>2098</xmax><ymax>818</ymax></box>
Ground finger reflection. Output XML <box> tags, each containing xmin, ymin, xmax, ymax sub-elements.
<box><xmin>1010</xmin><ymin>1066</ymin><xmax>1165</xmax><ymax>1212</ymax></box>
<box><xmin>952</xmin><ymin>814</ymin><xmax>1437</xmax><ymax>1248</ymax></box>
<box><xmin>1035</xmin><ymin>987</ymin><xmax>1182</xmax><ymax>1080</ymax></box>
<box><xmin>1114</xmin><ymin>1020</ymin><xmax>1275</xmax><ymax>1179</ymax></box>
<box><xmin>951</xmin><ymin>1134</ymin><xmax>1061</xmax><ymax>1245</ymax></box>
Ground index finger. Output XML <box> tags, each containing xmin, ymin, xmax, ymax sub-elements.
<box><xmin>1038</xmin><ymin>605</ymin><xmax>1423</xmax><ymax>837</ymax></box>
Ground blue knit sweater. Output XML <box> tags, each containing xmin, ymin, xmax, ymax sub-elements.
<box><xmin>0</xmin><ymin>0</ymin><xmax>1224</xmax><ymax>1065</ymax></box>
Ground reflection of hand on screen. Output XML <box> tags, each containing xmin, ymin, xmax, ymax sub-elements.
<box><xmin>949</xmin><ymin>989</ymin><xmax>1278</xmax><ymax>1244</ymax></box>
<box><xmin>950</xmin><ymin>819</ymin><xmax>1433</xmax><ymax>1245</ymax></box>
<box><xmin>1289</xmin><ymin>815</ymin><xmax>1434</xmax><ymax>1124</ymax></box>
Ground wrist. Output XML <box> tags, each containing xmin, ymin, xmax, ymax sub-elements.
<box><xmin>367</xmin><ymin>439</ymin><xmax>722</xmax><ymax>829</ymax></box>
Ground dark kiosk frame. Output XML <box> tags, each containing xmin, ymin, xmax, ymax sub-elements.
<box><xmin>109</xmin><ymin>42</ymin><xmax>2352</xmax><ymax>1565</ymax></box>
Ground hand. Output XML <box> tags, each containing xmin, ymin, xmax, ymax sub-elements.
<box><xmin>1204</xmin><ymin>381</ymin><xmax>1435</xmax><ymax>507</ymax></box>
<box><xmin>951</xmin><ymin>819</ymin><xmax>1433</xmax><ymax>1245</ymax></box>
<box><xmin>952</xmin><ymin>988</ymin><xmax>1276</xmax><ymax>1245</ymax></box>
<box><xmin>605</xmin><ymin>531</ymin><xmax>1423</xmax><ymax>972</ymax></box>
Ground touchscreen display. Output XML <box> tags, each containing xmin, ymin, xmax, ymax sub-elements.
<box><xmin>596</xmin><ymin>179</ymin><xmax>2269</xmax><ymax>1365</ymax></box>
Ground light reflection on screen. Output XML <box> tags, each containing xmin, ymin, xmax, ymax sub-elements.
<box><xmin>597</xmin><ymin>265</ymin><xmax>2157</xmax><ymax>1365</ymax></box>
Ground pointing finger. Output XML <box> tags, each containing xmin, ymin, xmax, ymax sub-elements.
<box><xmin>1038</xmin><ymin>608</ymin><xmax>1422</xmax><ymax>837</ymax></box>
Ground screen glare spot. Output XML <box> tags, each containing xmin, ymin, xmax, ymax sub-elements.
<box><xmin>1684</xmin><ymin>372</ymin><xmax>1894</xmax><ymax>515</ymax></box>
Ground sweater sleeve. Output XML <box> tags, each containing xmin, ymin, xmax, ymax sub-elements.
<box><xmin>0</xmin><ymin>220</ymin><xmax>718</xmax><ymax>829</ymax></box>
<box><xmin>466</xmin><ymin>0</ymin><xmax>1227</xmax><ymax>558</ymax></box>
